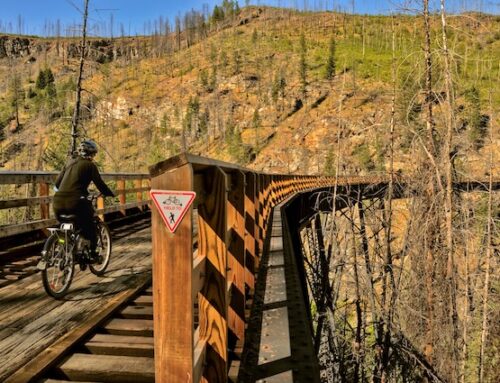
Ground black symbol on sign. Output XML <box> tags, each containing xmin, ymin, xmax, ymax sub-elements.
<box><xmin>169</xmin><ymin>213</ymin><xmax>175</xmax><ymax>224</ymax></box>
<box><xmin>163</xmin><ymin>196</ymin><xmax>182</xmax><ymax>206</ymax></box>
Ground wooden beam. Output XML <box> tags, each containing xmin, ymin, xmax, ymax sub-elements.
<box><xmin>97</xmin><ymin>195</ymin><xmax>105</xmax><ymax>222</ymax></box>
<box><xmin>135</xmin><ymin>179</ymin><xmax>144</xmax><ymax>211</ymax></box>
<box><xmin>0</xmin><ymin>196</ymin><xmax>53</xmax><ymax>210</ymax></box>
<box><xmin>197</xmin><ymin>167</ymin><xmax>228</xmax><ymax>383</ymax></box>
<box><xmin>0</xmin><ymin>219</ymin><xmax>58</xmax><ymax>237</ymax></box>
<box><xmin>244</xmin><ymin>171</ymin><xmax>256</xmax><ymax>293</ymax></box>
<box><xmin>117</xmin><ymin>179</ymin><xmax>126</xmax><ymax>216</ymax></box>
<box><xmin>225</xmin><ymin>169</ymin><xmax>246</xmax><ymax>343</ymax></box>
<box><xmin>150</xmin><ymin>163</ymin><xmax>194</xmax><ymax>383</ymax></box>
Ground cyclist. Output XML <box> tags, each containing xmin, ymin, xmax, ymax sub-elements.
<box><xmin>53</xmin><ymin>139</ymin><xmax>115</xmax><ymax>262</ymax></box>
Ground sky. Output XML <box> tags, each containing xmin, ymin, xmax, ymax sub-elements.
<box><xmin>0</xmin><ymin>0</ymin><xmax>497</xmax><ymax>37</ymax></box>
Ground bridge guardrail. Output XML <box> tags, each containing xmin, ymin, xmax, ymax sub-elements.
<box><xmin>148</xmin><ymin>153</ymin><xmax>378</xmax><ymax>383</ymax></box>
<box><xmin>149</xmin><ymin>153</ymin><xmax>500</xmax><ymax>382</ymax></box>
<box><xmin>0</xmin><ymin>171</ymin><xmax>151</xmax><ymax>238</ymax></box>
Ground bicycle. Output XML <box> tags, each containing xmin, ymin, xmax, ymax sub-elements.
<box><xmin>37</xmin><ymin>194</ymin><xmax>112</xmax><ymax>299</ymax></box>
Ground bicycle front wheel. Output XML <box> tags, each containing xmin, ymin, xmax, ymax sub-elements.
<box><xmin>41</xmin><ymin>234</ymin><xmax>74</xmax><ymax>299</ymax></box>
<box><xmin>89</xmin><ymin>221</ymin><xmax>111</xmax><ymax>276</ymax></box>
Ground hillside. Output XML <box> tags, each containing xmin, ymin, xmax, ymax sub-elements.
<box><xmin>0</xmin><ymin>6</ymin><xmax>499</xmax><ymax>177</ymax></box>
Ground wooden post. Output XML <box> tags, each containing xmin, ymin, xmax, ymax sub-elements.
<box><xmin>135</xmin><ymin>178</ymin><xmax>143</xmax><ymax>211</ymax></box>
<box><xmin>97</xmin><ymin>196</ymin><xmax>105</xmax><ymax>221</ymax></box>
<box><xmin>198</xmin><ymin>167</ymin><xmax>228</xmax><ymax>382</ymax></box>
<box><xmin>244</xmin><ymin>171</ymin><xmax>257</xmax><ymax>293</ymax></box>
<box><xmin>117</xmin><ymin>179</ymin><xmax>126</xmax><ymax>215</ymax></box>
<box><xmin>39</xmin><ymin>182</ymin><xmax>49</xmax><ymax>220</ymax></box>
<box><xmin>150</xmin><ymin>163</ymin><xmax>194</xmax><ymax>383</ymax></box>
<box><xmin>256</xmin><ymin>174</ymin><xmax>264</xmax><ymax>260</ymax></box>
<box><xmin>225</xmin><ymin>169</ymin><xmax>246</xmax><ymax>343</ymax></box>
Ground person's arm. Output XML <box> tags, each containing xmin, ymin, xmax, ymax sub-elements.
<box><xmin>90</xmin><ymin>163</ymin><xmax>115</xmax><ymax>197</ymax></box>
<box><xmin>54</xmin><ymin>165</ymin><xmax>66</xmax><ymax>190</ymax></box>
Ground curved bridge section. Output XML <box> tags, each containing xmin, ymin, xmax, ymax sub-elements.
<box><xmin>0</xmin><ymin>154</ymin><xmax>497</xmax><ymax>382</ymax></box>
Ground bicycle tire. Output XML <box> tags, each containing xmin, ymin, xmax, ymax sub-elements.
<box><xmin>89</xmin><ymin>221</ymin><xmax>112</xmax><ymax>276</ymax></box>
<box><xmin>41</xmin><ymin>233</ymin><xmax>75</xmax><ymax>299</ymax></box>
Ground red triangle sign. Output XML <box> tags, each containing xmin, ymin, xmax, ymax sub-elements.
<box><xmin>150</xmin><ymin>190</ymin><xmax>196</xmax><ymax>233</ymax></box>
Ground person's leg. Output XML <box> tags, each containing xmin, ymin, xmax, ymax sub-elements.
<box><xmin>77</xmin><ymin>199</ymin><xmax>97</xmax><ymax>258</ymax></box>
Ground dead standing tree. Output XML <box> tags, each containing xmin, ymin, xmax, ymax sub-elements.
<box><xmin>70</xmin><ymin>0</ymin><xmax>89</xmax><ymax>155</ymax></box>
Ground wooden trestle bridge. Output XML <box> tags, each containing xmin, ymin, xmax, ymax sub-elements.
<box><xmin>0</xmin><ymin>153</ymin><xmax>497</xmax><ymax>383</ymax></box>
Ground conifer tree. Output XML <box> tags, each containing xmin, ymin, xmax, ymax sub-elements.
<box><xmin>464</xmin><ymin>86</ymin><xmax>485</xmax><ymax>149</ymax></box>
<box><xmin>36</xmin><ymin>69</ymin><xmax>47</xmax><ymax>90</ymax></box>
<box><xmin>299</xmin><ymin>33</ymin><xmax>307</xmax><ymax>97</ymax></box>
<box><xmin>252</xmin><ymin>107</ymin><xmax>261</xmax><ymax>150</ymax></box>
<box><xmin>325</xmin><ymin>36</ymin><xmax>336</xmax><ymax>80</ymax></box>
<box><xmin>9</xmin><ymin>71</ymin><xmax>23</xmax><ymax>130</ymax></box>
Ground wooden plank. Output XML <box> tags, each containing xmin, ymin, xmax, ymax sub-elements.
<box><xmin>85</xmin><ymin>334</ymin><xmax>154</xmax><ymax>357</ymax></box>
<box><xmin>0</xmin><ymin>219</ymin><xmax>57</xmax><ymax>237</ymax></box>
<box><xmin>193</xmin><ymin>336</ymin><xmax>207</xmax><ymax>383</ymax></box>
<box><xmin>133</xmin><ymin>295</ymin><xmax>153</xmax><ymax>306</ymax></box>
<box><xmin>39</xmin><ymin>183</ymin><xmax>50</xmax><ymax>220</ymax></box>
<box><xmin>97</xmin><ymin>195</ymin><xmax>105</xmax><ymax>222</ymax></box>
<box><xmin>225</xmin><ymin>169</ymin><xmax>246</xmax><ymax>342</ymax></box>
<box><xmin>3</xmin><ymin>268</ymin><xmax>152</xmax><ymax>383</ymax></box>
<box><xmin>117</xmin><ymin>179</ymin><xmax>126</xmax><ymax>216</ymax></box>
<box><xmin>135</xmin><ymin>179</ymin><xmax>144</xmax><ymax>211</ymax></box>
<box><xmin>120</xmin><ymin>305</ymin><xmax>153</xmax><ymax>320</ymax></box>
<box><xmin>0</xmin><ymin>201</ymin><xmax>149</xmax><ymax>238</ymax></box>
<box><xmin>193</xmin><ymin>252</ymin><xmax>206</xmax><ymax>303</ymax></box>
<box><xmin>244</xmin><ymin>171</ymin><xmax>256</xmax><ymax>292</ymax></box>
<box><xmin>150</xmin><ymin>163</ymin><xmax>194</xmax><ymax>383</ymax></box>
<box><xmin>0</xmin><ymin>196</ymin><xmax>53</xmax><ymax>210</ymax></box>
<box><xmin>57</xmin><ymin>353</ymin><xmax>154</xmax><ymax>383</ymax></box>
<box><xmin>94</xmin><ymin>200</ymin><xmax>150</xmax><ymax>215</ymax></box>
<box><xmin>197</xmin><ymin>167</ymin><xmax>228</xmax><ymax>382</ymax></box>
<box><xmin>103</xmin><ymin>318</ymin><xmax>154</xmax><ymax>337</ymax></box>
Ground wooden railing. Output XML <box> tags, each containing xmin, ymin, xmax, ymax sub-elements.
<box><xmin>0</xmin><ymin>171</ymin><xmax>151</xmax><ymax>238</ymax></box>
<box><xmin>149</xmin><ymin>154</ymin><xmax>500</xmax><ymax>383</ymax></box>
<box><xmin>148</xmin><ymin>153</ymin><xmax>391</xmax><ymax>383</ymax></box>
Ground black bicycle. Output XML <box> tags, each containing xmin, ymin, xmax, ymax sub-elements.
<box><xmin>38</xmin><ymin>194</ymin><xmax>112</xmax><ymax>298</ymax></box>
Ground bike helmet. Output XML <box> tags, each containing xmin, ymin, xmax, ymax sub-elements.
<box><xmin>78</xmin><ymin>139</ymin><xmax>98</xmax><ymax>158</ymax></box>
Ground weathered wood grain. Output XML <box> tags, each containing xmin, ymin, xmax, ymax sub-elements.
<box><xmin>56</xmin><ymin>353</ymin><xmax>154</xmax><ymax>383</ymax></box>
<box><xmin>103</xmin><ymin>318</ymin><xmax>154</xmax><ymax>337</ymax></box>
<box><xmin>150</xmin><ymin>163</ymin><xmax>194</xmax><ymax>383</ymax></box>
<box><xmin>225</xmin><ymin>169</ymin><xmax>246</xmax><ymax>342</ymax></box>
<box><xmin>198</xmin><ymin>167</ymin><xmax>228</xmax><ymax>382</ymax></box>
<box><xmin>85</xmin><ymin>334</ymin><xmax>154</xmax><ymax>357</ymax></box>
<box><xmin>244</xmin><ymin>171</ymin><xmax>256</xmax><ymax>293</ymax></box>
<box><xmin>0</xmin><ymin>226</ymin><xmax>152</xmax><ymax>382</ymax></box>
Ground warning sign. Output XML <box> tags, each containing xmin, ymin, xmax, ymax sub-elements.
<box><xmin>150</xmin><ymin>190</ymin><xmax>196</xmax><ymax>233</ymax></box>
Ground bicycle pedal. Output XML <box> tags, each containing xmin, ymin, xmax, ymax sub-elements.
<box><xmin>37</xmin><ymin>260</ymin><xmax>47</xmax><ymax>271</ymax></box>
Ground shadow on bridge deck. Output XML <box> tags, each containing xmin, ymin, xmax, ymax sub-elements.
<box><xmin>238</xmin><ymin>204</ymin><xmax>320</xmax><ymax>382</ymax></box>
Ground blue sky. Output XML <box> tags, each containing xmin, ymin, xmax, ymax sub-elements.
<box><xmin>0</xmin><ymin>0</ymin><xmax>497</xmax><ymax>36</ymax></box>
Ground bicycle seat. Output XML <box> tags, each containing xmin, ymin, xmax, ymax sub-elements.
<box><xmin>58</xmin><ymin>214</ymin><xmax>78</xmax><ymax>222</ymax></box>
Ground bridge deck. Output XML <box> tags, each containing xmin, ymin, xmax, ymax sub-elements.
<box><xmin>0</xmin><ymin>227</ymin><xmax>152</xmax><ymax>381</ymax></box>
<box><xmin>238</xmin><ymin>204</ymin><xmax>319</xmax><ymax>382</ymax></box>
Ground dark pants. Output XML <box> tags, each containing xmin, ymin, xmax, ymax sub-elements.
<box><xmin>53</xmin><ymin>193</ymin><xmax>97</xmax><ymax>252</ymax></box>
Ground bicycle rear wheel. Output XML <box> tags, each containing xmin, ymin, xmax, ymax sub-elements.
<box><xmin>41</xmin><ymin>234</ymin><xmax>74</xmax><ymax>299</ymax></box>
<box><xmin>89</xmin><ymin>221</ymin><xmax>111</xmax><ymax>276</ymax></box>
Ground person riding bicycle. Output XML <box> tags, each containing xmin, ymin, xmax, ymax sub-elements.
<box><xmin>53</xmin><ymin>139</ymin><xmax>114</xmax><ymax>262</ymax></box>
